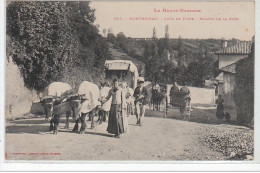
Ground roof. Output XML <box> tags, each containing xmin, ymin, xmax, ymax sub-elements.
<box><xmin>104</xmin><ymin>60</ymin><xmax>138</xmax><ymax>76</ymax></box>
<box><xmin>215</xmin><ymin>41</ymin><xmax>252</xmax><ymax>55</ymax></box>
<box><xmin>220</xmin><ymin>62</ymin><xmax>237</xmax><ymax>74</ymax></box>
<box><xmin>215</xmin><ymin>72</ymin><xmax>223</xmax><ymax>82</ymax></box>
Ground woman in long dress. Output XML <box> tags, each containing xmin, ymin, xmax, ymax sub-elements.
<box><xmin>216</xmin><ymin>95</ymin><xmax>224</xmax><ymax>119</ymax></box>
<box><xmin>105</xmin><ymin>79</ymin><xmax>126</xmax><ymax>138</ymax></box>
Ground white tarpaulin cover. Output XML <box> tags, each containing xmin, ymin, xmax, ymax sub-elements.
<box><xmin>105</xmin><ymin>60</ymin><xmax>138</xmax><ymax>77</ymax></box>
<box><xmin>31</xmin><ymin>82</ymin><xmax>72</xmax><ymax>115</ymax></box>
<box><xmin>43</xmin><ymin>82</ymin><xmax>72</xmax><ymax>97</ymax></box>
<box><xmin>78</xmin><ymin>81</ymin><xmax>101</xmax><ymax>113</ymax></box>
<box><xmin>99</xmin><ymin>86</ymin><xmax>112</xmax><ymax>111</ymax></box>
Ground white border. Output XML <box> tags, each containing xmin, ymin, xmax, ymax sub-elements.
<box><xmin>1</xmin><ymin>0</ymin><xmax>260</xmax><ymax>171</ymax></box>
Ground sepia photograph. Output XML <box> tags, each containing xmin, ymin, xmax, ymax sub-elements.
<box><xmin>3</xmin><ymin>0</ymin><xmax>256</xmax><ymax>163</ymax></box>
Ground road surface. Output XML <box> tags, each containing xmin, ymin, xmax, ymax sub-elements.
<box><xmin>5</xmin><ymin>107</ymin><xmax>253</xmax><ymax>160</ymax></box>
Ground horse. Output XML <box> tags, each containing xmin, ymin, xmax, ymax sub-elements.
<box><xmin>151</xmin><ymin>88</ymin><xmax>165</xmax><ymax>111</ymax></box>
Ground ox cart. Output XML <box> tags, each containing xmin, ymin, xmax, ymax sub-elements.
<box><xmin>104</xmin><ymin>60</ymin><xmax>139</xmax><ymax>116</ymax></box>
<box><xmin>104</xmin><ymin>60</ymin><xmax>139</xmax><ymax>89</ymax></box>
<box><xmin>168</xmin><ymin>90</ymin><xmax>191</xmax><ymax>118</ymax></box>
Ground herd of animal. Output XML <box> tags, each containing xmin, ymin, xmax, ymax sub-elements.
<box><xmin>38</xmin><ymin>81</ymin><xmax>167</xmax><ymax>135</ymax></box>
<box><xmin>39</xmin><ymin>81</ymin><xmax>135</xmax><ymax>134</ymax></box>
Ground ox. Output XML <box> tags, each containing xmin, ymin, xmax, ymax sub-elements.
<box><xmin>40</xmin><ymin>82</ymin><xmax>73</xmax><ymax>134</ymax></box>
<box><xmin>69</xmin><ymin>81</ymin><xmax>101</xmax><ymax>134</ymax></box>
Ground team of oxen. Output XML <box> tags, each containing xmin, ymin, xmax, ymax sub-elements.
<box><xmin>40</xmin><ymin>81</ymin><xmax>136</xmax><ymax>134</ymax></box>
<box><xmin>40</xmin><ymin>81</ymin><xmax>165</xmax><ymax>135</ymax></box>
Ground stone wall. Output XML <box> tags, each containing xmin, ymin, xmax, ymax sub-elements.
<box><xmin>5</xmin><ymin>57</ymin><xmax>38</xmax><ymax>119</ymax></box>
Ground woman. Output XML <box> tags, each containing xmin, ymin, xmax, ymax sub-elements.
<box><xmin>216</xmin><ymin>95</ymin><xmax>224</xmax><ymax>119</ymax></box>
<box><xmin>105</xmin><ymin>79</ymin><xmax>126</xmax><ymax>138</ymax></box>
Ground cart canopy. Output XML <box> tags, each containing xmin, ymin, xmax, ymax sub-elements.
<box><xmin>105</xmin><ymin>60</ymin><xmax>138</xmax><ymax>78</ymax></box>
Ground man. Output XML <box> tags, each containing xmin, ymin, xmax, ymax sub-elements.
<box><xmin>171</xmin><ymin>82</ymin><xmax>179</xmax><ymax>93</ymax></box>
<box><xmin>133</xmin><ymin>77</ymin><xmax>148</xmax><ymax>126</ymax></box>
<box><xmin>170</xmin><ymin>82</ymin><xmax>179</xmax><ymax>104</ymax></box>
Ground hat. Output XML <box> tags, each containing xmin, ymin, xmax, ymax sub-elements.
<box><xmin>137</xmin><ymin>77</ymin><xmax>145</xmax><ymax>83</ymax></box>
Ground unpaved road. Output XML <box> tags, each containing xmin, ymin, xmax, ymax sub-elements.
<box><xmin>5</xmin><ymin>108</ymin><xmax>253</xmax><ymax>160</ymax></box>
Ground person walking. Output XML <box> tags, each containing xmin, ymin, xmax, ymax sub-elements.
<box><xmin>133</xmin><ymin>77</ymin><xmax>148</xmax><ymax>126</ymax></box>
<box><xmin>105</xmin><ymin>78</ymin><xmax>126</xmax><ymax>138</ymax></box>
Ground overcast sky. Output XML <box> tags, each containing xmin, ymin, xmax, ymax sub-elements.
<box><xmin>90</xmin><ymin>1</ymin><xmax>254</xmax><ymax>41</ymax></box>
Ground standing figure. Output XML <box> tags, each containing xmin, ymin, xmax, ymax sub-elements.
<box><xmin>121</xmin><ymin>82</ymin><xmax>129</xmax><ymax>134</ymax></box>
<box><xmin>216</xmin><ymin>95</ymin><xmax>224</xmax><ymax>119</ymax></box>
<box><xmin>125</xmin><ymin>85</ymin><xmax>134</xmax><ymax>116</ymax></box>
<box><xmin>134</xmin><ymin>77</ymin><xmax>148</xmax><ymax>126</ymax></box>
<box><xmin>98</xmin><ymin>82</ymin><xmax>111</xmax><ymax>124</ymax></box>
<box><xmin>105</xmin><ymin>79</ymin><xmax>126</xmax><ymax>138</ymax></box>
<box><xmin>170</xmin><ymin>82</ymin><xmax>179</xmax><ymax>105</ymax></box>
<box><xmin>179</xmin><ymin>84</ymin><xmax>190</xmax><ymax>117</ymax></box>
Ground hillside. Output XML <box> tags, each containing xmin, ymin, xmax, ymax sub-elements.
<box><xmin>124</xmin><ymin>38</ymin><xmax>240</xmax><ymax>62</ymax></box>
<box><xmin>108</xmin><ymin>43</ymin><xmax>145</xmax><ymax>77</ymax></box>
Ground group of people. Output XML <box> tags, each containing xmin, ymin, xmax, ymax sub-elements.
<box><xmin>100</xmin><ymin>77</ymin><xmax>148</xmax><ymax>138</ymax></box>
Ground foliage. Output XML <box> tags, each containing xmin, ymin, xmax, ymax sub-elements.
<box><xmin>7</xmin><ymin>1</ymin><xmax>110</xmax><ymax>91</ymax></box>
<box><xmin>234</xmin><ymin>43</ymin><xmax>254</xmax><ymax>124</ymax></box>
<box><xmin>184</xmin><ymin>61</ymin><xmax>206</xmax><ymax>87</ymax></box>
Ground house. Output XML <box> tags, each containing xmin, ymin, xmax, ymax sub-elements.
<box><xmin>215</xmin><ymin>40</ymin><xmax>252</xmax><ymax>108</ymax></box>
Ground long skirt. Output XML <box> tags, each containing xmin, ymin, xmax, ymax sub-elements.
<box><xmin>107</xmin><ymin>104</ymin><xmax>124</xmax><ymax>135</ymax></box>
<box><xmin>216</xmin><ymin>104</ymin><xmax>224</xmax><ymax>119</ymax></box>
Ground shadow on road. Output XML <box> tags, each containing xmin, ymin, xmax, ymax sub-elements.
<box><xmin>6</xmin><ymin>125</ymin><xmax>49</xmax><ymax>134</ymax></box>
<box><xmin>8</xmin><ymin>118</ymin><xmax>76</xmax><ymax>125</ymax></box>
<box><xmin>145</xmin><ymin>107</ymin><xmax>252</xmax><ymax>129</ymax></box>
<box><xmin>85</xmin><ymin>131</ymin><xmax>113</xmax><ymax>138</ymax></box>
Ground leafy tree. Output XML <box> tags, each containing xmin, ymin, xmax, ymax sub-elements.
<box><xmin>184</xmin><ymin>61</ymin><xmax>206</xmax><ymax>87</ymax></box>
<box><xmin>234</xmin><ymin>42</ymin><xmax>254</xmax><ymax>124</ymax></box>
<box><xmin>107</xmin><ymin>33</ymin><xmax>116</xmax><ymax>44</ymax></box>
<box><xmin>7</xmin><ymin>1</ymin><xmax>78</xmax><ymax>91</ymax></box>
<box><xmin>7</xmin><ymin>1</ymin><xmax>110</xmax><ymax>91</ymax></box>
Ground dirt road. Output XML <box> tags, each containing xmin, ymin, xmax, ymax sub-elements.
<box><xmin>5</xmin><ymin>108</ymin><xmax>253</xmax><ymax>161</ymax></box>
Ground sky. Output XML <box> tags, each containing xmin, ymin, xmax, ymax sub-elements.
<box><xmin>90</xmin><ymin>1</ymin><xmax>255</xmax><ymax>41</ymax></box>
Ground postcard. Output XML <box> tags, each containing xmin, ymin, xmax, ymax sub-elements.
<box><xmin>1</xmin><ymin>0</ymin><xmax>258</xmax><ymax>170</ymax></box>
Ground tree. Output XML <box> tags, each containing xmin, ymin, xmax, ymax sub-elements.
<box><xmin>102</xmin><ymin>28</ymin><xmax>107</xmax><ymax>37</ymax></box>
<box><xmin>107</xmin><ymin>33</ymin><xmax>116</xmax><ymax>44</ymax></box>
<box><xmin>7</xmin><ymin>2</ymin><xmax>78</xmax><ymax>91</ymax></box>
<box><xmin>7</xmin><ymin>1</ymin><xmax>110</xmax><ymax>91</ymax></box>
<box><xmin>185</xmin><ymin>61</ymin><xmax>206</xmax><ymax>87</ymax></box>
<box><xmin>116</xmin><ymin>32</ymin><xmax>128</xmax><ymax>51</ymax></box>
<box><xmin>165</xmin><ymin>24</ymin><xmax>169</xmax><ymax>39</ymax></box>
<box><xmin>234</xmin><ymin>42</ymin><xmax>254</xmax><ymax>124</ymax></box>
<box><xmin>152</xmin><ymin>27</ymin><xmax>157</xmax><ymax>39</ymax></box>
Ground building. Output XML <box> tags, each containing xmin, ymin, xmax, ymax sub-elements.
<box><xmin>215</xmin><ymin>40</ymin><xmax>252</xmax><ymax>108</ymax></box>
